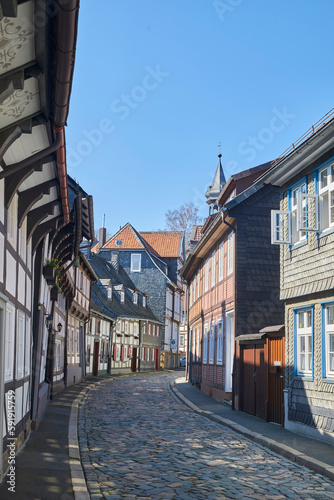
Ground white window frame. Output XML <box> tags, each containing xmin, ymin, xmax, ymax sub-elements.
<box><xmin>120</xmin><ymin>290</ymin><xmax>125</xmax><ymax>303</ymax></box>
<box><xmin>211</xmin><ymin>250</ymin><xmax>216</xmax><ymax>287</ymax></box>
<box><xmin>218</xmin><ymin>241</ymin><xmax>224</xmax><ymax>281</ymax></box>
<box><xmin>196</xmin><ymin>328</ymin><xmax>200</xmax><ymax>361</ymax></box>
<box><xmin>125</xmin><ymin>321</ymin><xmax>128</xmax><ymax>334</ymax></box>
<box><xmin>203</xmin><ymin>324</ymin><xmax>208</xmax><ymax>364</ymax></box>
<box><xmin>19</xmin><ymin>217</ymin><xmax>27</xmax><ymax>263</ymax></box>
<box><xmin>217</xmin><ymin>319</ymin><xmax>223</xmax><ymax>365</ymax></box>
<box><xmin>204</xmin><ymin>259</ymin><xmax>209</xmax><ymax>292</ymax></box>
<box><xmin>107</xmin><ymin>286</ymin><xmax>112</xmax><ymax>300</ymax></box>
<box><xmin>5</xmin><ymin>303</ymin><xmax>15</xmax><ymax>381</ymax></box>
<box><xmin>295</xmin><ymin>308</ymin><xmax>313</xmax><ymax>377</ymax></box>
<box><xmin>25</xmin><ymin>316</ymin><xmax>31</xmax><ymax>377</ymax></box>
<box><xmin>323</xmin><ymin>304</ymin><xmax>334</xmax><ymax>378</ymax></box>
<box><xmin>133</xmin><ymin>292</ymin><xmax>138</xmax><ymax>305</ymax></box>
<box><xmin>209</xmin><ymin>321</ymin><xmax>215</xmax><ymax>364</ymax></box>
<box><xmin>116</xmin><ymin>321</ymin><xmax>121</xmax><ymax>333</ymax></box>
<box><xmin>134</xmin><ymin>323</ymin><xmax>138</xmax><ymax>336</ymax></box>
<box><xmin>227</xmin><ymin>232</ymin><xmax>234</xmax><ymax>276</ymax></box>
<box><xmin>291</xmin><ymin>182</ymin><xmax>307</xmax><ymax>245</ymax></box>
<box><xmin>297</xmin><ymin>192</ymin><xmax>319</xmax><ymax>232</ymax></box>
<box><xmin>131</xmin><ymin>253</ymin><xmax>141</xmax><ymax>272</ymax></box>
<box><xmin>143</xmin><ymin>296</ymin><xmax>147</xmax><ymax>308</ymax></box>
<box><xmin>271</xmin><ymin>210</ymin><xmax>292</xmax><ymax>244</ymax></box>
<box><xmin>197</xmin><ymin>272</ymin><xmax>200</xmax><ymax>298</ymax></box>
<box><xmin>16</xmin><ymin>310</ymin><xmax>25</xmax><ymax>379</ymax></box>
<box><xmin>319</xmin><ymin>163</ymin><xmax>334</xmax><ymax>232</ymax></box>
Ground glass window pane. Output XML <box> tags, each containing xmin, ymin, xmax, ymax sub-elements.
<box><xmin>300</xmin><ymin>336</ymin><xmax>305</xmax><ymax>352</ymax></box>
<box><xmin>329</xmin><ymin>333</ymin><xmax>334</xmax><ymax>352</ymax></box>
<box><xmin>298</xmin><ymin>312</ymin><xmax>304</xmax><ymax>329</ymax></box>
<box><xmin>306</xmin><ymin>310</ymin><xmax>312</xmax><ymax>328</ymax></box>
<box><xmin>308</xmin><ymin>353</ymin><xmax>312</xmax><ymax>371</ymax></box>
<box><xmin>307</xmin><ymin>335</ymin><xmax>312</xmax><ymax>352</ymax></box>
<box><xmin>331</xmin><ymin>164</ymin><xmax>334</xmax><ymax>180</ymax></box>
<box><xmin>321</xmin><ymin>169</ymin><xmax>328</xmax><ymax>189</ymax></box>
<box><xmin>300</xmin><ymin>353</ymin><xmax>305</xmax><ymax>371</ymax></box>
<box><xmin>330</xmin><ymin>353</ymin><xmax>334</xmax><ymax>372</ymax></box>
<box><xmin>328</xmin><ymin>306</ymin><xmax>334</xmax><ymax>325</ymax></box>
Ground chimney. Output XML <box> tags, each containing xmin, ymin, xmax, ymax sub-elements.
<box><xmin>98</xmin><ymin>214</ymin><xmax>106</xmax><ymax>249</ymax></box>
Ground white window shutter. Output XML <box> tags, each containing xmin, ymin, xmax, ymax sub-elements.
<box><xmin>297</xmin><ymin>192</ymin><xmax>319</xmax><ymax>232</ymax></box>
<box><xmin>271</xmin><ymin>210</ymin><xmax>292</xmax><ymax>244</ymax></box>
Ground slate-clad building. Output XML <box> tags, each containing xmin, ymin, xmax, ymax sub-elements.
<box><xmin>93</xmin><ymin>223</ymin><xmax>185</xmax><ymax>368</ymax></box>
<box><xmin>257</xmin><ymin>109</ymin><xmax>334</xmax><ymax>443</ymax></box>
<box><xmin>87</xmin><ymin>254</ymin><xmax>162</xmax><ymax>374</ymax></box>
<box><xmin>182</xmin><ymin>155</ymin><xmax>284</xmax><ymax>420</ymax></box>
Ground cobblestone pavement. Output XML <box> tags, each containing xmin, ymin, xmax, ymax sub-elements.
<box><xmin>78</xmin><ymin>372</ymin><xmax>334</xmax><ymax>499</ymax></box>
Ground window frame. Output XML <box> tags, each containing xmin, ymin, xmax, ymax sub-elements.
<box><xmin>204</xmin><ymin>258</ymin><xmax>209</xmax><ymax>292</ymax></box>
<box><xmin>131</xmin><ymin>253</ymin><xmax>141</xmax><ymax>272</ymax></box>
<box><xmin>217</xmin><ymin>319</ymin><xmax>223</xmax><ymax>365</ymax></box>
<box><xmin>227</xmin><ymin>232</ymin><xmax>234</xmax><ymax>276</ymax></box>
<box><xmin>318</xmin><ymin>162</ymin><xmax>334</xmax><ymax>232</ymax></box>
<box><xmin>294</xmin><ymin>307</ymin><xmax>313</xmax><ymax>377</ymax></box>
<box><xmin>211</xmin><ymin>250</ymin><xmax>216</xmax><ymax>287</ymax></box>
<box><xmin>203</xmin><ymin>323</ymin><xmax>208</xmax><ymax>364</ymax></box>
<box><xmin>289</xmin><ymin>181</ymin><xmax>307</xmax><ymax>245</ymax></box>
<box><xmin>209</xmin><ymin>321</ymin><xmax>215</xmax><ymax>364</ymax></box>
<box><xmin>322</xmin><ymin>303</ymin><xmax>334</xmax><ymax>379</ymax></box>
<box><xmin>218</xmin><ymin>241</ymin><xmax>224</xmax><ymax>281</ymax></box>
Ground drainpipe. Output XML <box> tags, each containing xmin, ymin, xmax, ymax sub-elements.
<box><xmin>221</xmin><ymin>207</ymin><xmax>237</xmax><ymax>410</ymax></box>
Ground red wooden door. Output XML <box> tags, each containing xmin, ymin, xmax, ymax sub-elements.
<box><xmin>267</xmin><ymin>337</ymin><xmax>285</xmax><ymax>425</ymax></box>
<box><xmin>93</xmin><ymin>340</ymin><xmax>99</xmax><ymax>376</ymax></box>
<box><xmin>131</xmin><ymin>347</ymin><xmax>137</xmax><ymax>372</ymax></box>
<box><xmin>241</xmin><ymin>347</ymin><xmax>255</xmax><ymax>415</ymax></box>
<box><xmin>155</xmin><ymin>348</ymin><xmax>159</xmax><ymax>371</ymax></box>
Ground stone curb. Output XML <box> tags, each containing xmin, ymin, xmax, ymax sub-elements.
<box><xmin>170</xmin><ymin>379</ymin><xmax>334</xmax><ymax>483</ymax></box>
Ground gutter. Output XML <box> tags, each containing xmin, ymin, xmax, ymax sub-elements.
<box><xmin>54</xmin><ymin>126</ymin><xmax>70</xmax><ymax>223</ymax></box>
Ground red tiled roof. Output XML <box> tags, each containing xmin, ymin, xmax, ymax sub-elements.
<box><xmin>140</xmin><ymin>232</ymin><xmax>182</xmax><ymax>258</ymax></box>
<box><xmin>91</xmin><ymin>241</ymin><xmax>99</xmax><ymax>254</ymax></box>
<box><xmin>103</xmin><ymin>225</ymin><xmax>143</xmax><ymax>250</ymax></box>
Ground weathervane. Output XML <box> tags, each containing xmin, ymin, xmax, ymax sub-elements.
<box><xmin>218</xmin><ymin>142</ymin><xmax>222</xmax><ymax>157</ymax></box>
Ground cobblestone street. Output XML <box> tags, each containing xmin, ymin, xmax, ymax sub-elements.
<box><xmin>78</xmin><ymin>372</ymin><xmax>334</xmax><ymax>499</ymax></box>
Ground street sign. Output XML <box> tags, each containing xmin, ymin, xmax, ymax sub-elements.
<box><xmin>171</xmin><ymin>340</ymin><xmax>176</xmax><ymax>345</ymax></box>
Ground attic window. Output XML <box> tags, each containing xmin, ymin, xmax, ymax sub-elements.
<box><xmin>131</xmin><ymin>254</ymin><xmax>141</xmax><ymax>272</ymax></box>
<box><xmin>115</xmin><ymin>240</ymin><xmax>122</xmax><ymax>246</ymax></box>
<box><xmin>133</xmin><ymin>293</ymin><xmax>138</xmax><ymax>305</ymax></box>
<box><xmin>120</xmin><ymin>291</ymin><xmax>125</xmax><ymax>303</ymax></box>
<box><xmin>143</xmin><ymin>296</ymin><xmax>147</xmax><ymax>308</ymax></box>
<box><xmin>107</xmin><ymin>287</ymin><xmax>112</xmax><ymax>300</ymax></box>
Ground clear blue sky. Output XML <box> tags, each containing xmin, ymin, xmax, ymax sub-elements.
<box><xmin>66</xmin><ymin>0</ymin><xmax>334</xmax><ymax>236</ymax></box>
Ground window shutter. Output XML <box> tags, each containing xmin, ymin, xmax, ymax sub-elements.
<box><xmin>297</xmin><ymin>192</ymin><xmax>319</xmax><ymax>231</ymax></box>
<box><xmin>113</xmin><ymin>345</ymin><xmax>117</xmax><ymax>360</ymax></box>
<box><xmin>121</xmin><ymin>345</ymin><xmax>124</xmax><ymax>361</ymax></box>
<box><xmin>271</xmin><ymin>210</ymin><xmax>292</xmax><ymax>244</ymax></box>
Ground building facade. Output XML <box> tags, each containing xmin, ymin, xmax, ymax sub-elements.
<box><xmin>258</xmin><ymin>109</ymin><xmax>334</xmax><ymax>443</ymax></box>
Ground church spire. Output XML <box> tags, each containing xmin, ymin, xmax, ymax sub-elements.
<box><xmin>205</xmin><ymin>148</ymin><xmax>226</xmax><ymax>215</ymax></box>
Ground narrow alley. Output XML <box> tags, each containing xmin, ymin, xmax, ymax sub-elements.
<box><xmin>78</xmin><ymin>372</ymin><xmax>334</xmax><ymax>499</ymax></box>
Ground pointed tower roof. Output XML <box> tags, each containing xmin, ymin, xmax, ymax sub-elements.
<box><xmin>205</xmin><ymin>153</ymin><xmax>226</xmax><ymax>205</ymax></box>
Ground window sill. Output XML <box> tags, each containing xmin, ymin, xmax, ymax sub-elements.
<box><xmin>293</xmin><ymin>375</ymin><xmax>313</xmax><ymax>382</ymax></box>
<box><xmin>317</xmin><ymin>226</ymin><xmax>334</xmax><ymax>239</ymax></box>
<box><xmin>289</xmin><ymin>239</ymin><xmax>308</xmax><ymax>251</ymax></box>
<box><xmin>321</xmin><ymin>377</ymin><xmax>334</xmax><ymax>383</ymax></box>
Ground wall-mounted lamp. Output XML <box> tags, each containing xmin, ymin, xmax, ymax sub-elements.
<box><xmin>57</xmin><ymin>322</ymin><xmax>62</xmax><ymax>332</ymax></box>
<box><xmin>46</xmin><ymin>314</ymin><xmax>53</xmax><ymax>329</ymax></box>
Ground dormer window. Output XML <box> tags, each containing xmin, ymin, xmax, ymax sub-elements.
<box><xmin>107</xmin><ymin>287</ymin><xmax>112</xmax><ymax>300</ymax></box>
<box><xmin>120</xmin><ymin>291</ymin><xmax>125</xmax><ymax>303</ymax></box>
<box><xmin>143</xmin><ymin>296</ymin><xmax>147</xmax><ymax>308</ymax></box>
<box><xmin>133</xmin><ymin>292</ymin><xmax>138</xmax><ymax>305</ymax></box>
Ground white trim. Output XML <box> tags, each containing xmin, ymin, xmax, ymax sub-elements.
<box><xmin>271</xmin><ymin>210</ymin><xmax>292</xmax><ymax>244</ymax></box>
<box><xmin>297</xmin><ymin>192</ymin><xmax>319</xmax><ymax>232</ymax></box>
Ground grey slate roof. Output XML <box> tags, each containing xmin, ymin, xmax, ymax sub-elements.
<box><xmin>89</xmin><ymin>254</ymin><xmax>162</xmax><ymax>324</ymax></box>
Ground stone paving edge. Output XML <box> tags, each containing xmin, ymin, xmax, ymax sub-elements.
<box><xmin>170</xmin><ymin>378</ymin><xmax>334</xmax><ymax>483</ymax></box>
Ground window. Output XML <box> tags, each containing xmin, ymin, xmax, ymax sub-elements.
<box><xmin>209</xmin><ymin>321</ymin><xmax>215</xmax><ymax>364</ymax></box>
<box><xmin>5</xmin><ymin>303</ymin><xmax>15</xmax><ymax>381</ymax></box>
<box><xmin>196</xmin><ymin>328</ymin><xmax>200</xmax><ymax>361</ymax></box>
<box><xmin>143</xmin><ymin>323</ymin><xmax>147</xmax><ymax>334</ymax></box>
<box><xmin>211</xmin><ymin>250</ymin><xmax>216</xmax><ymax>287</ymax></box>
<box><xmin>271</xmin><ymin>210</ymin><xmax>292</xmax><ymax>244</ymax></box>
<box><xmin>148</xmin><ymin>324</ymin><xmax>152</xmax><ymax>335</ymax></box>
<box><xmin>297</xmin><ymin>192</ymin><xmax>319</xmax><ymax>232</ymax></box>
<box><xmin>120</xmin><ymin>290</ymin><xmax>125</xmax><ymax>303</ymax></box>
<box><xmin>133</xmin><ymin>292</ymin><xmax>138</xmax><ymax>304</ymax></box>
<box><xmin>116</xmin><ymin>321</ymin><xmax>121</xmax><ymax>333</ymax></box>
<box><xmin>319</xmin><ymin>163</ymin><xmax>334</xmax><ymax>231</ymax></box>
<box><xmin>156</xmin><ymin>326</ymin><xmax>160</xmax><ymax>336</ymax></box>
<box><xmin>134</xmin><ymin>323</ymin><xmax>138</xmax><ymax>336</ymax></box>
<box><xmin>25</xmin><ymin>316</ymin><xmax>31</xmax><ymax>376</ymax></box>
<box><xmin>204</xmin><ymin>259</ymin><xmax>209</xmax><ymax>292</ymax></box>
<box><xmin>7</xmin><ymin>194</ymin><xmax>17</xmax><ymax>248</ymax></box>
<box><xmin>190</xmin><ymin>280</ymin><xmax>193</xmax><ymax>306</ymax></box>
<box><xmin>197</xmin><ymin>272</ymin><xmax>200</xmax><ymax>298</ymax></box>
<box><xmin>125</xmin><ymin>322</ymin><xmax>128</xmax><ymax>334</ymax></box>
<box><xmin>180</xmin><ymin>334</ymin><xmax>185</xmax><ymax>347</ymax></box>
<box><xmin>218</xmin><ymin>241</ymin><xmax>224</xmax><ymax>281</ymax></box>
<box><xmin>217</xmin><ymin>320</ymin><xmax>223</xmax><ymax>365</ymax></box>
<box><xmin>19</xmin><ymin>217</ymin><xmax>27</xmax><ymax>263</ymax></box>
<box><xmin>143</xmin><ymin>296</ymin><xmax>147</xmax><ymax>308</ymax></box>
<box><xmin>227</xmin><ymin>233</ymin><xmax>234</xmax><ymax>275</ymax></box>
<box><xmin>193</xmin><ymin>276</ymin><xmax>197</xmax><ymax>301</ymax></box>
<box><xmin>107</xmin><ymin>286</ymin><xmax>112</xmax><ymax>300</ymax></box>
<box><xmin>141</xmin><ymin>347</ymin><xmax>145</xmax><ymax>361</ymax></box>
<box><xmin>16</xmin><ymin>311</ymin><xmax>25</xmax><ymax>379</ymax></box>
<box><xmin>295</xmin><ymin>308</ymin><xmax>313</xmax><ymax>376</ymax></box>
<box><xmin>153</xmin><ymin>324</ymin><xmax>156</xmax><ymax>335</ymax></box>
<box><xmin>203</xmin><ymin>324</ymin><xmax>208</xmax><ymax>364</ymax></box>
<box><xmin>291</xmin><ymin>182</ymin><xmax>307</xmax><ymax>244</ymax></box>
<box><xmin>323</xmin><ymin>304</ymin><xmax>334</xmax><ymax>378</ymax></box>
<box><xmin>95</xmin><ymin>318</ymin><xmax>101</xmax><ymax>334</ymax></box>
<box><xmin>131</xmin><ymin>254</ymin><xmax>141</xmax><ymax>272</ymax></box>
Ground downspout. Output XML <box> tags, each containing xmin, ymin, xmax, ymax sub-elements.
<box><xmin>221</xmin><ymin>207</ymin><xmax>237</xmax><ymax>410</ymax></box>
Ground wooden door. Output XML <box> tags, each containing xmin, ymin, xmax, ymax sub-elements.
<box><xmin>131</xmin><ymin>347</ymin><xmax>137</xmax><ymax>372</ymax></box>
<box><xmin>267</xmin><ymin>336</ymin><xmax>285</xmax><ymax>425</ymax></box>
<box><xmin>241</xmin><ymin>344</ymin><xmax>266</xmax><ymax>419</ymax></box>
<box><xmin>93</xmin><ymin>340</ymin><xmax>99</xmax><ymax>376</ymax></box>
<box><xmin>155</xmin><ymin>348</ymin><xmax>159</xmax><ymax>371</ymax></box>
<box><xmin>241</xmin><ymin>346</ymin><xmax>255</xmax><ymax>415</ymax></box>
